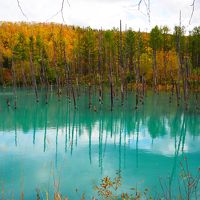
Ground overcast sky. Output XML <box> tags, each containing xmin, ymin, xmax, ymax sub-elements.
<box><xmin>0</xmin><ymin>0</ymin><xmax>199</xmax><ymax>32</ymax></box>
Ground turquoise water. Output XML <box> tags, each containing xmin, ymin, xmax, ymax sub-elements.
<box><xmin>0</xmin><ymin>88</ymin><xmax>200</xmax><ymax>199</ymax></box>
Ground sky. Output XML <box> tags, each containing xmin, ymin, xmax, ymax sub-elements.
<box><xmin>0</xmin><ymin>0</ymin><xmax>199</xmax><ymax>32</ymax></box>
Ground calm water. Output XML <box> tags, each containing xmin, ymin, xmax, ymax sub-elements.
<box><xmin>0</xmin><ymin>88</ymin><xmax>200</xmax><ymax>199</ymax></box>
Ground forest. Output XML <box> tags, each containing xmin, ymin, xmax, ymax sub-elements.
<box><xmin>0</xmin><ymin>20</ymin><xmax>200</xmax><ymax>200</ymax></box>
<box><xmin>0</xmin><ymin>22</ymin><xmax>200</xmax><ymax>109</ymax></box>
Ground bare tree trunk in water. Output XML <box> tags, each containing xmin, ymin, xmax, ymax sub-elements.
<box><xmin>88</xmin><ymin>42</ymin><xmax>92</xmax><ymax>109</ymax></box>
<box><xmin>176</xmin><ymin>11</ymin><xmax>182</xmax><ymax>107</ymax></box>
<box><xmin>53</xmin><ymin>40</ymin><xmax>61</xmax><ymax>100</ymax></box>
<box><xmin>169</xmin><ymin>62</ymin><xmax>175</xmax><ymax>104</ymax></box>
<box><xmin>183</xmin><ymin>57</ymin><xmax>189</xmax><ymax>110</ymax></box>
<box><xmin>29</xmin><ymin>50</ymin><xmax>39</xmax><ymax>102</ymax></box>
<box><xmin>98</xmin><ymin>31</ymin><xmax>103</xmax><ymax>105</ymax></box>
<box><xmin>12</xmin><ymin>56</ymin><xmax>17</xmax><ymax>109</ymax></box>
<box><xmin>175</xmin><ymin>81</ymin><xmax>180</xmax><ymax>107</ymax></box>
<box><xmin>163</xmin><ymin>48</ymin><xmax>167</xmax><ymax>90</ymax></box>
<box><xmin>75</xmin><ymin>52</ymin><xmax>80</xmax><ymax>99</ymax></box>
<box><xmin>195</xmin><ymin>79</ymin><xmax>199</xmax><ymax>111</ymax></box>
<box><xmin>71</xmin><ymin>77</ymin><xmax>77</xmax><ymax>109</ymax></box>
<box><xmin>109</xmin><ymin>51</ymin><xmax>114</xmax><ymax>111</ymax></box>
<box><xmin>64</xmin><ymin>47</ymin><xmax>76</xmax><ymax>109</ymax></box>
<box><xmin>0</xmin><ymin>53</ymin><xmax>4</xmax><ymax>86</ymax></box>
<box><xmin>135</xmin><ymin>30</ymin><xmax>141</xmax><ymax>109</ymax></box>
<box><xmin>141</xmin><ymin>74</ymin><xmax>145</xmax><ymax>105</ymax></box>
<box><xmin>183</xmin><ymin>42</ymin><xmax>190</xmax><ymax>111</ymax></box>
<box><xmin>88</xmin><ymin>83</ymin><xmax>92</xmax><ymax>109</ymax></box>
<box><xmin>20</xmin><ymin>61</ymin><xmax>27</xmax><ymax>88</ymax></box>
<box><xmin>41</xmin><ymin>48</ymin><xmax>49</xmax><ymax>104</ymax></box>
<box><xmin>153</xmin><ymin>48</ymin><xmax>157</xmax><ymax>93</ymax></box>
<box><xmin>119</xmin><ymin>20</ymin><xmax>124</xmax><ymax>106</ymax></box>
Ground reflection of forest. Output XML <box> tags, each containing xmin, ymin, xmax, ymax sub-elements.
<box><xmin>0</xmin><ymin>89</ymin><xmax>200</xmax><ymax>139</ymax></box>
<box><xmin>0</xmin><ymin>89</ymin><xmax>200</xmax><ymax>197</ymax></box>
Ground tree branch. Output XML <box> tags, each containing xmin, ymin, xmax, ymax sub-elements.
<box><xmin>16</xmin><ymin>0</ymin><xmax>28</xmax><ymax>20</ymax></box>
<box><xmin>189</xmin><ymin>0</ymin><xmax>196</xmax><ymax>25</ymax></box>
<box><xmin>132</xmin><ymin>0</ymin><xmax>151</xmax><ymax>23</ymax></box>
<box><xmin>143</xmin><ymin>0</ymin><xmax>151</xmax><ymax>23</ymax></box>
<box><xmin>45</xmin><ymin>11</ymin><xmax>61</xmax><ymax>22</ymax></box>
<box><xmin>61</xmin><ymin>0</ymin><xmax>71</xmax><ymax>23</ymax></box>
<box><xmin>138</xmin><ymin>0</ymin><xmax>143</xmax><ymax>10</ymax></box>
<box><xmin>46</xmin><ymin>0</ymin><xmax>70</xmax><ymax>23</ymax></box>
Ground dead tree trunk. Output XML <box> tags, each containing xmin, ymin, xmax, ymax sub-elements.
<box><xmin>119</xmin><ymin>20</ymin><xmax>124</xmax><ymax>106</ymax></box>
<box><xmin>176</xmin><ymin>11</ymin><xmax>183</xmax><ymax>107</ymax></box>
<box><xmin>75</xmin><ymin>52</ymin><xmax>80</xmax><ymax>99</ymax></box>
<box><xmin>183</xmin><ymin>57</ymin><xmax>189</xmax><ymax>110</ymax></box>
<box><xmin>20</xmin><ymin>61</ymin><xmax>27</xmax><ymax>88</ymax></box>
<box><xmin>163</xmin><ymin>31</ymin><xmax>168</xmax><ymax>90</ymax></box>
<box><xmin>0</xmin><ymin>53</ymin><xmax>4</xmax><ymax>86</ymax></box>
<box><xmin>12</xmin><ymin>55</ymin><xmax>17</xmax><ymax>109</ymax></box>
<box><xmin>175</xmin><ymin>81</ymin><xmax>180</xmax><ymax>107</ymax></box>
<box><xmin>64</xmin><ymin>47</ymin><xmax>76</xmax><ymax>109</ymax></box>
<box><xmin>141</xmin><ymin>74</ymin><xmax>145</xmax><ymax>104</ymax></box>
<box><xmin>88</xmin><ymin>45</ymin><xmax>92</xmax><ymax>109</ymax></box>
<box><xmin>163</xmin><ymin>48</ymin><xmax>167</xmax><ymax>89</ymax></box>
<box><xmin>183</xmin><ymin>41</ymin><xmax>190</xmax><ymax>111</ymax></box>
<box><xmin>88</xmin><ymin>83</ymin><xmax>92</xmax><ymax>109</ymax></box>
<box><xmin>153</xmin><ymin>48</ymin><xmax>157</xmax><ymax>93</ymax></box>
<box><xmin>135</xmin><ymin>30</ymin><xmax>142</xmax><ymax>109</ymax></box>
<box><xmin>109</xmin><ymin>50</ymin><xmax>114</xmax><ymax>111</ymax></box>
<box><xmin>53</xmin><ymin>39</ymin><xmax>61</xmax><ymax>100</ymax></box>
<box><xmin>29</xmin><ymin>46</ymin><xmax>39</xmax><ymax>102</ymax></box>
<box><xmin>98</xmin><ymin>31</ymin><xmax>103</xmax><ymax>105</ymax></box>
<box><xmin>169</xmin><ymin>62</ymin><xmax>175</xmax><ymax>104</ymax></box>
<box><xmin>41</xmin><ymin>47</ymin><xmax>49</xmax><ymax>104</ymax></box>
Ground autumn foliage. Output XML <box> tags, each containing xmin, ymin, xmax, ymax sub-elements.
<box><xmin>0</xmin><ymin>22</ymin><xmax>199</xmax><ymax>87</ymax></box>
